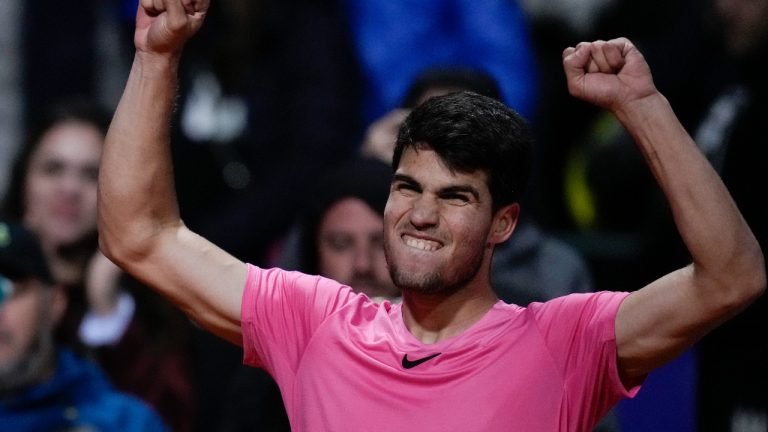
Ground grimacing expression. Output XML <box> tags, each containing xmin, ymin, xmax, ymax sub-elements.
<box><xmin>383</xmin><ymin>147</ymin><xmax>506</xmax><ymax>295</ymax></box>
<box><xmin>23</xmin><ymin>120</ymin><xmax>103</xmax><ymax>250</ymax></box>
<box><xmin>318</xmin><ymin>197</ymin><xmax>399</xmax><ymax>299</ymax></box>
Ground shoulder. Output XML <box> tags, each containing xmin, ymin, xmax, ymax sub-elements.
<box><xmin>526</xmin><ymin>291</ymin><xmax>631</xmax><ymax>338</ymax></box>
<box><xmin>529</xmin><ymin>291</ymin><xmax>630</xmax><ymax>314</ymax></box>
<box><xmin>242</xmin><ymin>264</ymin><xmax>358</xmax><ymax>310</ymax></box>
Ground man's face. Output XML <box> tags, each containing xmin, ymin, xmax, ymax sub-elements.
<box><xmin>383</xmin><ymin>147</ymin><xmax>498</xmax><ymax>295</ymax></box>
<box><xmin>0</xmin><ymin>276</ymin><xmax>56</xmax><ymax>392</ymax></box>
<box><xmin>318</xmin><ymin>197</ymin><xmax>399</xmax><ymax>299</ymax></box>
<box><xmin>23</xmin><ymin>120</ymin><xmax>102</xmax><ymax>250</ymax></box>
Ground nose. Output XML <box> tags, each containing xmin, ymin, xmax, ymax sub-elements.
<box><xmin>57</xmin><ymin>170</ymin><xmax>84</xmax><ymax>197</ymax></box>
<box><xmin>409</xmin><ymin>195</ymin><xmax>439</xmax><ymax>229</ymax></box>
<box><xmin>353</xmin><ymin>244</ymin><xmax>374</xmax><ymax>274</ymax></box>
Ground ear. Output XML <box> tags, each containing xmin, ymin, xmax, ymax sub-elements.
<box><xmin>488</xmin><ymin>203</ymin><xmax>520</xmax><ymax>245</ymax></box>
<box><xmin>49</xmin><ymin>284</ymin><xmax>68</xmax><ymax>327</ymax></box>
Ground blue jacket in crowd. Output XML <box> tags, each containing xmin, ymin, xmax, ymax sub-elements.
<box><xmin>0</xmin><ymin>348</ymin><xmax>168</xmax><ymax>432</ymax></box>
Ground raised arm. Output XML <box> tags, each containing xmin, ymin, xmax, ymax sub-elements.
<box><xmin>98</xmin><ymin>0</ymin><xmax>247</xmax><ymax>345</ymax></box>
<box><xmin>562</xmin><ymin>38</ymin><xmax>765</xmax><ymax>385</ymax></box>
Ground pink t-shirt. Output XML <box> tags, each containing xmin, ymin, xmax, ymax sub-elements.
<box><xmin>241</xmin><ymin>265</ymin><xmax>639</xmax><ymax>431</ymax></box>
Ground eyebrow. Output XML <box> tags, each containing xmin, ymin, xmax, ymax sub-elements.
<box><xmin>392</xmin><ymin>174</ymin><xmax>481</xmax><ymax>201</ymax></box>
<box><xmin>439</xmin><ymin>185</ymin><xmax>480</xmax><ymax>201</ymax></box>
<box><xmin>392</xmin><ymin>173</ymin><xmax>419</xmax><ymax>187</ymax></box>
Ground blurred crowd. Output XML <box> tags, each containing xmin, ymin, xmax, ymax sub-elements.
<box><xmin>1</xmin><ymin>0</ymin><xmax>765</xmax><ymax>431</ymax></box>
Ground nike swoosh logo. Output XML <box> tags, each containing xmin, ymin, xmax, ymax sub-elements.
<box><xmin>401</xmin><ymin>352</ymin><xmax>441</xmax><ymax>369</ymax></box>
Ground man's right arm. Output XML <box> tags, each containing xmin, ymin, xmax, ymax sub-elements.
<box><xmin>98</xmin><ymin>0</ymin><xmax>247</xmax><ymax>345</ymax></box>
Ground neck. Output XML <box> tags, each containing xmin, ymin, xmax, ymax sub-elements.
<box><xmin>45</xmin><ymin>251</ymin><xmax>86</xmax><ymax>286</ymax></box>
<box><xmin>401</xmin><ymin>281</ymin><xmax>497</xmax><ymax>344</ymax></box>
<box><xmin>0</xmin><ymin>338</ymin><xmax>57</xmax><ymax>397</ymax></box>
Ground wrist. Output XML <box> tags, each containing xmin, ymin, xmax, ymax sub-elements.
<box><xmin>613</xmin><ymin>91</ymin><xmax>668</xmax><ymax>125</ymax></box>
<box><xmin>133</xmin><ymin>51</ymin><xmax>182</xmax><ymax>78</ymax></box>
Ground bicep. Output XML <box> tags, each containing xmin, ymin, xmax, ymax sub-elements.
<box><xmin>615</xmin><ymin>265</ymin><xmax>726</xmax><ymax>384</ymax></box>
<box><xmin>122</xmin><ymin>225</ymin><xmax>247</xmax><ymax>346</ymax></box>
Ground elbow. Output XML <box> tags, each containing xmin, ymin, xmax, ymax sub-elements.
<box><xmin>742</xmin><ymin>243</ymin><xmax>766</xmax><ymax>304</ymax></box>
<box><xmin>746</xmin><ymin>256</ymin><xmax>767</xmax><ymax>305</ymax></box>
<box><xmin>97</xmin><ymin>219</ymin><xmax>118</xmax><ymax>262</ymax></box>
<box><xmin>97</xmin><ymin>233</ymin><xmax>123</xmax><ymax>267</ymax></box>
<box><xmin>96</xmin><ymin>220</ymin><xmax>157</xmax><ymax>271</ymax></box>
<box><xmin>696</xmin><ymin>241</ymin><xmax>766</xmax><ymax>319</ymax></box>
<box><xmin>739</xmin><ymin>270</ymin><xmax>766</xmax><ymax>312</ymax></box>
<box><xmin>97</xmin><ymin>204</ymin><xmax>125</xmax><ymax>266</ymax></box>
<box><xmin>720</xmin><ymin>245</ymin><xmax>766</xmax><ymax>314</ymax></box>
<box><xmin>98</xmin><ymin>227</ymin><xmax>137</xmax><ymax>271</ymax></box>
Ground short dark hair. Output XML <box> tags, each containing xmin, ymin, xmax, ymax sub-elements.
<box><xmin>392</xmin><ymin>91</ymin><xmax>532</xmax><ymax>211</ymax></box>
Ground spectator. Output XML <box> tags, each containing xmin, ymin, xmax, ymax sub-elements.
<box><xmin>2</xmin><ymin>100</ymin><xmax>109</xmax><ymax>349</ymax></box>
<box><xmin>1</xmin><ymin>100</ymin><xmax>197</xmax><ymax>432</ymax></box>
<box><xmin>279</xmin><ymin>156</ymin><xmax>399</xmax><ymax>302</ymax></box>
<box><xmin>0</xmin><ymin>218</ymin><xmax>168</xmax><ymax>431</ymax></box>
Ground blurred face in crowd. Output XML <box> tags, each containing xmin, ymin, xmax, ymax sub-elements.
<box><xmin>317</xmin><ymin>197</ymin><xmax>399</xmax><ymax>300</ymax></box>
<box><xmin>22</xmin><ymin>121</ymin><xmax>102</xmax><ymax>251</ymax></box>
<box><xmin>0</xmin><ymin>276</ymin><xmax>64</xmax><ymax>393</ymax></box>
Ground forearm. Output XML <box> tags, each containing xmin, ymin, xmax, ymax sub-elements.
<box><xmin>566</xmin><ymin>37</ymin><xmax>765</xmax><ymax>382</ymax></box>
<box><xmin>616</xmin><ymin>93</ymin><xmax>765</xmax><ymax>304</ymax></box>
<box><xmin>95</xmin><ymin>1</ymin><xmax>245</xmax><ymax>346</ymax></box>
<box><xmin>99</xmin><ymin>53</ymin><xmax>182</xmax><ymax>261</ymax></box>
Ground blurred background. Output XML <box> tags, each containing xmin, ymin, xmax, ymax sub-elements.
<box><xmin>1</xmin><ymin>0</ymin><xmax>765</xmax><ymax>431</ymax></box>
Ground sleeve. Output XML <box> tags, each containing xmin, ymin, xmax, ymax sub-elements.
<box><xmin>240</xmin><ymin>264</ymin><xmax>357</xmax><ymax>374</ymax></box>
<box><xmin>529</xmin><ymin>291</ymin><xmax>641</xmax><ymax>426</ymax></box>
<box><xmin>78</xmin><ymin>292</ymin><xmax>136</xmax><ymax>346</ymax></box>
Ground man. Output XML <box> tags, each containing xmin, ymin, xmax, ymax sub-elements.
<box><xmin>283</xmin><ymin>156</ymin><xmax>399</xmax><ymax>302</ymax></box>
<box><xmin>361</xmin><ymin>65</ymin><xmax>596</xmax><ymax>306</ymax></box>
<box><xmin>0</xmin><ymin>219</ymin><xmax>167</xmax><ymax>431</ymax></box>
<box><xmin>98</xmin><ymin>1</ymin><xmax>765</xmax><ymax>430</ymax></box>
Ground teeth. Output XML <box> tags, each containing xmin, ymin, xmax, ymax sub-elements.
<box><xmin>403</xmin><ymin>235</ymin><xmax>440</xmax><ymax>251</ymax></box>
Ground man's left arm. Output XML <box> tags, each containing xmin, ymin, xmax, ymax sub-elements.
<box><xmin>562</xmin><ymin>38</ymin><xmax>765</xmax><ymax>386</ymax></box>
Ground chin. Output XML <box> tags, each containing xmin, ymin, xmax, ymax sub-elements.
<box><xmin>390</xmin><ymin>254</ymin><xmax>485</xmax><ymax>297</ymax></box>
<box><xmin>391</xmin><ymin>269</ymin><xmax>447</xmax><ymax>295</ymax></box>
<box><xmin>48</xmin><ymin>223</ymin><xmax>94</xmax><ymax>244</ymax></box>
